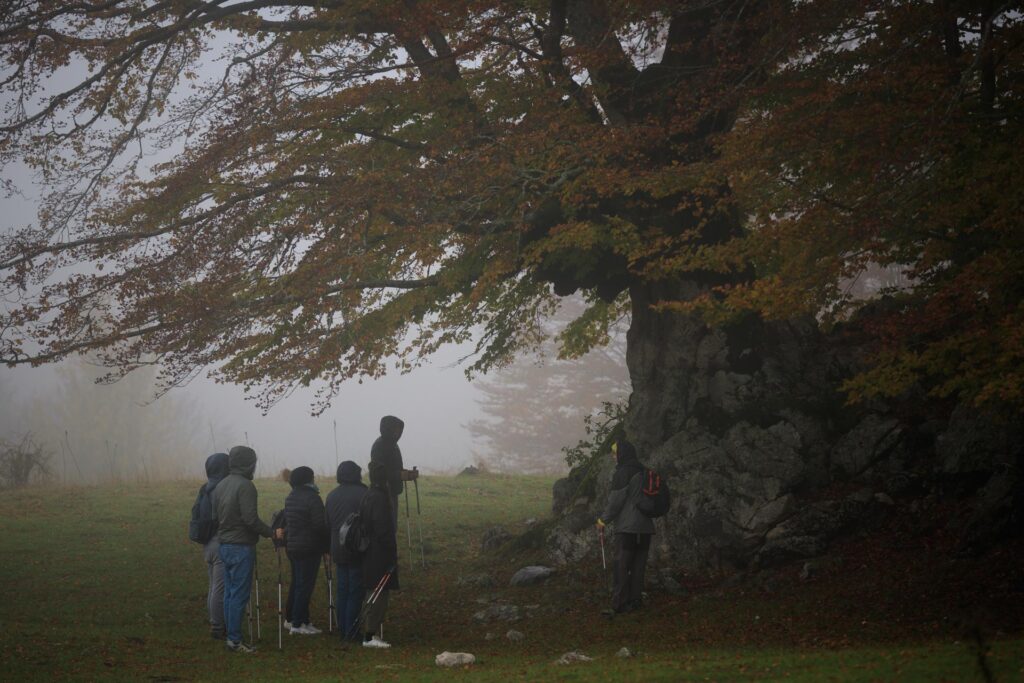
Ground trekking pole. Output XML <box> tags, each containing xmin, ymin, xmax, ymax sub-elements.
<box><xmin>276</xmin><ymin>547</ymin><xmax>283</xmax><ymax>650</ymax></box>
<box><xmin>323</xmin><ymin>556</ymin><xmax>335</xmax><ymax>633</ymax></box>
<box><xmin>347</xmin><ymin>570</ymin><xmax>391</xmax><ymax>640</ymax></box>
<box><xmin>254</xmin><ymin>555</ymin><xmax>262</xmax><ymax>640</ymax></box>
<box><xmin>413</xmin><ymin>469</ymin><xmax>425</xmax><ymax>568</ymax></box>
<box><xmin>404</xmin><ymin>485</ymin><xmax>413</xmax><ymax>556</ymax></box>
<box><xmin>247</xmin><ymin>592</ymin><xmax>253</xmax><ymax>644</ymax></box>
<box><xmin>599</xmin><ymin>524</ymin><xmax>607</xmax><ymax>570</ymax></box>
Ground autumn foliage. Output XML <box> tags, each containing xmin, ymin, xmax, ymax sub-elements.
<box><xmin>0</xmin><ymin>1</ymin><xmax>1021</xmax><ymax>413</ymax></box>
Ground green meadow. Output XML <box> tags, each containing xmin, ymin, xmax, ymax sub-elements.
<box><xmin>1</xmin><ymin>474</ymin><xmax>1020</xmax><ymax>681</ymax></box>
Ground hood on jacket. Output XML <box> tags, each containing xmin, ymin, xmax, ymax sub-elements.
<box><xmin>614</xmin><ymin>438</ymin><xmax>639</xmax><ymax>467</ymax></box>
<box><xmin>205</xmin><ymin>452</ymin><xmax>230</xmax><ymax>489</ymax></box>
<box><xmin>337</xmin><ymin>460</ymin><xmax>362</xmax><ymax>484</ymax></box>
<box><xmin>289</xmin><ymin>465</ymin><xmax>314</xmax><ymax>488</ymax></box>
<box><xmin>379</xmin><ymin>415</ymin><xmax>404</xmax><ymax>442</ymax></box>
<box><xmin>228</xmin><ymin>445</ymin><xmax>258</xmax><ymax>480</ymax></box>
<box><xmin>368</xmin><ymin>460</ymin><xmax>388</xmax><ymax>489</ymax></box>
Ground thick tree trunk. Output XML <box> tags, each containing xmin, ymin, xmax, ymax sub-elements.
<box><xmin>621</xmin><ymin>279</ymin><xmax>846</xmax><ymax>572</ymax></box>
<box><xmin>547</xmin><ymin>280</ymin><xmax>1022</xmax><ymax>579</ymax></box>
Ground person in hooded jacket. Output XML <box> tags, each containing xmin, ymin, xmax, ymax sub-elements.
<box><xmin>359</xmin><ymin>460</ymin><xmax>400</xmax><ymax>648</ymax></box>
<box><xmin>324</xmin><ymin>460</ymin><xmax>368</xmax><ymax>641</ymax></box>
<box><xmin>191</xmin><ymin>452</ymin><xmax>229</xmax><ymax>640</ymax></box>
<box><xmin>212</xmin><ymin>445</ymin><xmax>273</xmax><ymax>653</ymax></box>
<box><xmin>596</xmin><ymin>438</ymin><xmax>655</xmax><ymax>615</ymax></box>
<box><xmin>283</xmin><ymin>466</ymin><xmax>329</xmax><ymax>635</ymax></box>
<box><xmin>370</xmin><ymin>415</ymin><xmax>418</xmax><ymax>532</ymax></box>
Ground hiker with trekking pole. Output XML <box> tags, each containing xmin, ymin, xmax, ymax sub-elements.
<box><xmin>211</xmin><ymin>446</ymin><xmax>274</xmax><ymax>654</ymax></box>
<box><xmin>282</xmin><ymin>466</ymin><xmax>330</xmax><ymax>635</ymax></box>
<box><xmin>595</xmin><ymin>438</ymin><xmax>660</xmax><ymax>617</ymax></box>
<box><xmin>357</xmin><ymin>461</ymin><xmax>400</xmax><ymax>648</ymax></box>
<box><xmin>370</xmin><ymin>416</ymin><xmax>417</xmax><ymax>534</ymax></box>
<box><xmin>325</xmin><ymin>460</ymin><xmax>369</xmax><ymax>643</ymax></box>
<box><xmin>188</xmin><ymin>452</ymin><xmax>229</xmax><ymax>641</ymax></box>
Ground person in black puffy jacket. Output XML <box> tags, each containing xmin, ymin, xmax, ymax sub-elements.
<box><xmin>283</xmin><ymin>466</ymin><xmax>329</xmax><ymax>635</ymax></box>
<box><xmin>325</xmin><ymin>460</ymin><xmax>368</xmax><ymax>641</ymax></box>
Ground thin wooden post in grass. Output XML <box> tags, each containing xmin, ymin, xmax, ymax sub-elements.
<box><xmin>63</xmin><ymin>431</ymin><xmax>83</xmax><ymax>479</ymax></box>
<box><xmin>333</xmin><ymin>420</ymin><xmax>339</xmax><ymax>471</ymax></box>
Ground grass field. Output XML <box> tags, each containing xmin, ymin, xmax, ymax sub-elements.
<box><xmin>1</xmin><ymin>474</ymin><xmax>1021</xmax><ymax>681</ymax></box>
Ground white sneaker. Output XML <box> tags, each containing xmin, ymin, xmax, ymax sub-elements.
<box><xmin>290</xmin><ymin>624</ymin><xmax>320</xmax><ymax>635</ymax></box>
<box><xmin>362</xmin><ymin>636</ymin><xmax>391</xmax><ymax>649</ymax></box>
<box><xmin>303</xmin><ymin>623</ymin><xmax>322</xmax><ymax>634</ymax></box>
<box><xmin>284</xmin><ymin>621</ymin><xmax>293</xmax><ymax>630</ymax></box>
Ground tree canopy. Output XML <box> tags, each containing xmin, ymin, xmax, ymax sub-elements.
<box><xmin>1</xmin><ymin>1</ymin><xmax>1021</xmax><ymax>414</ymax></box>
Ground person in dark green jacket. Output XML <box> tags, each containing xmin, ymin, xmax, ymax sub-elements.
<box><xmin>596</xmin><ymin>438</ymin><xmax>655</xmax><ymax>615</ymax></box>
<box><xmin>212</xmin><ymin>445</ymin><xmax>273</xmax><ymax>653</ymax></box>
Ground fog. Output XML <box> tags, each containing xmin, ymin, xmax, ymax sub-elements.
<box><xmin>1</xmin><ymin>167</ymin><xmax>494</xmax><ymax>480</ymax></box>
<box><xmin>0</xmin><ymin>346</ymin><xmax>488</xmax><ymax>481</ymax></box>
<box><xmin>0</xmin><ymin>28</ymin><xmax>610</xmax><ymax>485</ymax></box>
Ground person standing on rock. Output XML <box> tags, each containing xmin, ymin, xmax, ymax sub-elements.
<box><xmin>369</xmin><ymin>415</ymin><xmax>418</xmax><ymax>532</ymax></box>
<box><xmin>596</xmin><ymin>438</ymin><xmax>655</xmax><ymax>615</ymax></box>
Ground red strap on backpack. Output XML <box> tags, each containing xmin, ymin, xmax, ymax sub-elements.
<box><xmin>643</xmin><ymin>470</ymin><xmax>660</xmax><ymax>496</ymax></box>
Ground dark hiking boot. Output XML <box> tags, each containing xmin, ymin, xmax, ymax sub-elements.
<box><xmin>211</xmin><ymin>627</ymin><xmax>226</xmax><ymax>640</ymax></box>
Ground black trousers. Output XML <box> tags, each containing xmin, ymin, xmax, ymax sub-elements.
<box><xmin>612</xmin><ymin>532</ymin><xmax>651</xmax><ymax>612</ymax></box>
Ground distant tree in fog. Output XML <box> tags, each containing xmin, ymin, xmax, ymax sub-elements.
<box><xmin>18</xmin><ymin>356</ymin><xmax>204</xmax><ymax>483</ymax></box>
<box><xmin>467</xmin><ymin>297</ymin><xmax>629</xmax><ymax>474</ymax></box>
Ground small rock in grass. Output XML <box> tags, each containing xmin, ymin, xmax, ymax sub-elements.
<box><xmin>510</xmin><ymin>566</ymin><xmax>554</xmax><ymax>586</ymax></box>
<box><xmin>616</xmin><ymin>647</ymin><xmax>633</xmax><ymax>658</ymax></box>
<box><xmin>436</xmin><ymin>652</ymin><xmax>476</xmax><ymax>667</ymax></box>
<box><xmin>556</xmin><ymin>650</ymin><xmax>593</xmax><ymax>665</ymax></box>
<box><xmin>506</xmin><ymin>629</ymin><xmax>524</xmax><ymax>642</ymax></box>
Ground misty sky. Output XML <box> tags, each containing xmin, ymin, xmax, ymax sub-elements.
<box><xmin>1</xmin><ymin>146</ymin><xmax>491</xmax><ymax>479</ymax></box>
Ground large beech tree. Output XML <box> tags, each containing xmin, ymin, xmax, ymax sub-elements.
<box><xmin>1</xmin><ymin>1</ymin><xmax>1021</xmax><ymax>414</ymax></box>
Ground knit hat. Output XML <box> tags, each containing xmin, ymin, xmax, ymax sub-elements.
<box><xmin>289</xmin><ymin>465</ymin><xmax>315</xmax><ymax>488</ymax></box>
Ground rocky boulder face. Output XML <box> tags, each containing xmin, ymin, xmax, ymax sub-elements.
<box><xmin>546</xmin><ymin>279</ymin><xmax>1023</xmax><ymax>574</ymax></box>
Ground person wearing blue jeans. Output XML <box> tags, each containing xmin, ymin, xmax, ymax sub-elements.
<box><xmin>282</xmin><ymin>466</ymin><xmax>329</xmax><ymax>634</ymax></box>
<box><xmin>286</xmin><ymin>555</ymin><xmax>320</xmax><ymax>630</ymax></box>
<box><xmin>212</xmin><ymin>446</ymin><xmax>273</xmax><ymax>653</ymax></box>
<box><xmin>335</xmin><ymin>563</ymin><xmax>363</xmax><ymax>640</ymax></box>
<box><xmin>219</xmin><ymin>543</ymin><xmax>255</xmax><ymax>644</ymax></box>
<box><xmin>325</xmin><ymin>460</ymin><xmax>369</xmax><ymax>642</ymax></box>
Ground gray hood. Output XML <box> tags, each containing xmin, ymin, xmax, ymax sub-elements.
<box><xmin>228</xmin><ymin>445</ymin><xmax>257</xmax><ymax>480</ymax></box>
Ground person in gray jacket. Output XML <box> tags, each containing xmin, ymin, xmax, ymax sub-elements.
<box><xmin>596</xmin><ymin>438</ymin><xmax>655</xmax><ymax>615</ymax></box>
<box><xmin>212</xmin><ymin>445</ymin><xmax>273</xmax><ymax>653</ymax></box>
<box><xmin>199</xmin><ymin>452</ymin><xmax>229</xmax><ymax>640</ymax></box>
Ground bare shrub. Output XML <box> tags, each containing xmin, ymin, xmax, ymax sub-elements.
<box><xmin>0</xmin><ymin>433</ymin><xmax>53</xmax><ymax>489</ymax></box>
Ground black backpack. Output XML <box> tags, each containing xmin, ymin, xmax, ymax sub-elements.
<box><xmin>188</xmin><ymin>484</ymin><xmax>218</xmax><ymax>544</ymax></box>
<box><xmin>338</xmin><ymin>511</ymin><xmax>369</xmax><ymax>556</ymax></box>
<box><xmin>270</xmin><ymin>509</ymin><xmax>287</xmax><ymax>549</ymax></box>
<box><xmin>637</xmin><ymin>469</ymin><xmax>671</xmax><ymax>518</ymax></box>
